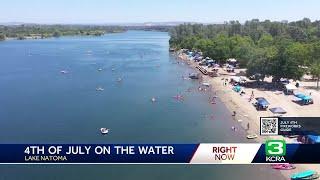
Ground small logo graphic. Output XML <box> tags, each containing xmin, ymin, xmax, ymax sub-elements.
<box><xmin>265</xmin><ymin>140</ymin><xmax>286</xmax><ymax>156</ymax></box>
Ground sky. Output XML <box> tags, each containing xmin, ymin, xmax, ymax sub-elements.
<box><xmin>1</xmin><ymin>0</ymin><xmax>320</xmax><ymax>24</ymax></box>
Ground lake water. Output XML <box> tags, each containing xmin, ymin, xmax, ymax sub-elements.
<box><xmin>0</xmin><ymin>31</ymin><xmax>285</xmax><ymax>180</ymax></box>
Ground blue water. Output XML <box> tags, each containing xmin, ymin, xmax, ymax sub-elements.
<box><xmin>0</xmin><ymin>31</ymin><xmax>285</xmax><ymax>180</ymax></box>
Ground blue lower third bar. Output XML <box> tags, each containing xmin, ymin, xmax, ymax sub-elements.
<box><xmin>0</xmin><ymin>144</ymin><xmax>198</xmax><ymax>163</ymax></box>
<box><xmin>0</xmin><ymin>144</ymin><xmax>319</xmax><ymax>164</ymax></box>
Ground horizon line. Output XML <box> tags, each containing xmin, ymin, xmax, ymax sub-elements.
<box><xmin>1</xmin><ymin>18</ymin><xmax>319</xmax><ymax>26</ymax></box>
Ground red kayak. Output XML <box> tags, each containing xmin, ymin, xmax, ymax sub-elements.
<box><xmin>271</xmin><ymin>164</ymin><xmax>296</xmax><ymax>170</ymax></box>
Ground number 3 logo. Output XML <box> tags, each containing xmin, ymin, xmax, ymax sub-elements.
<box><xmin>265</xmin><ymin>140</ymin><xmax>286</xmax><ymax>156</ymax></box>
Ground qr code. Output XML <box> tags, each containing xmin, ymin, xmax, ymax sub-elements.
<box><xmin>260</xmin><ymin>117</ymin><xmax>278</xmax><ymax>136</ymax></box>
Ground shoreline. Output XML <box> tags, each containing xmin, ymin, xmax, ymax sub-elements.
<box><xmin>174</xmin><ymin>51</ymin><xmax>317</xmax><ymax>179</ymax></box>
<box><xmin>0</xmin><ymin>31</ymin><xmax>126</xmax><ymax>42</ymax></box>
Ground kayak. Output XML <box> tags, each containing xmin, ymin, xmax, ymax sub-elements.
<box><xmin>302</xmin><ymin>173</ymin><xmax>319</xmax><ymax>180</ymax></box>
<box><xmin>291</xmin><ymin>170</ymin><xmax>316</xmax><ymax>180</ymax></box>
<box><xmin>246</xmin><ymin>134</ymin><xmax>258</xmax><ymax>139</ymax></box>
<box><xmin>271</xmin><ymin>164</ymin><xmax>296</xmax><ymax>170</ymax></box>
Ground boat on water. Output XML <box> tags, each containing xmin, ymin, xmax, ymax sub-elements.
<box><xmin>96</xmin><ymin>87</ymin><xmax>104</xmax><ymax>91</ymax></box>
<box><xmin>189</xmin><ymin>73</ymin><xmax>200</xmax><ymax>79</ymax></box>
<box><xmin>98</xmin><ymin>68</ymin><xmax>103</xmax><ymax>71</ymax></box>
<box><xmin>173</xmin><ymin>95</ymin><xmax>184</xmax><ymax>101</ymax></box>
<box><xmin>151</xmin><ymin>97</ymin><xmax>156</xmax><ymax>102</ymax></box>
<box><xmin>100</xmin><ymin>128</ymin><xmax>110</xmax><ymax>135</ymax></box>
<box><xmin>246</xmin><ymin>134</ymin><xmax>258</xmax><ymax>139</ymax></box>
<box><xmin>271</xmin><ymin>164</ymin><xmax>296</xmax><ymax>170</ymax></box>
<box><xmin>202</xmin><ymin>82</ymin><xmax>210</xmax><ymax>87</ymax></box>
<box><xmin>117</xmin><ymin>77</ymin><xmax>122</xmax><ymax>82</ymax></box>
<box><xmin>291</xmin><ymin>170</ymin><xmax>317</xmax><ymax>180</ymax></box>
<box><xmin>60</xmin><ymin>70</ymin><xmax>69</xmax><ymax>74</ymax></box>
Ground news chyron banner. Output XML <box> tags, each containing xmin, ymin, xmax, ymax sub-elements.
<box><xmin>0</xmin><ymin>141</ymin><xmax>318</xmax><ymax>164</ymax></box>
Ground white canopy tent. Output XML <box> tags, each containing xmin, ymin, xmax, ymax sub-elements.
<box><xmin>231</xmin><ymin>76</ymin><xmax>247</xmax><ymax>83</ymax></box>
<box><xmin>227</xmin><ymin>58</ymin><xmax>237</xmax><ymax>63</ymax></box>
<box><xmin>284</xmin><ymin>84</ymin><xmax>297</xmax><ymax>95</ymax></box>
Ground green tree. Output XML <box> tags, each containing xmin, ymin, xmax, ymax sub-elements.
<box><xmin>229</xmin><ymin>35</ymin><xmax>254</xmax><ymax>66</ymax></box>
<box><xmin>310</xmin><ymin>63</ymin><xmax>320</xmax><ymax>89</ymax></box>
<box><xmin>0</xmin><ymin>34</ymin><xmax>6</xmax><ymax>41</ymax></box>
<box><xmin>267</xmin><ymin>41</ymin><xmax>307</xmax><ymax>81</ymax></box>
<box><xmin>258</xmin><ymin>34</ymin><xmax>274</xmax><ymax>48</ymax></box>
<box><xmin>246</xmin><ymin>46</ymin><xmax>278</xmax><ymax>81</ymax></box>
<box><xmin>53</xmin><ymin>30</ymin><xmax>62</xmax><ymax>37</ymax></box>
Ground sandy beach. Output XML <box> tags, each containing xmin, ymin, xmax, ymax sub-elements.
<box><xmin>176</xmin><ymin>51</ymin><xmax>320</xmax><ymax>179</ymax></box>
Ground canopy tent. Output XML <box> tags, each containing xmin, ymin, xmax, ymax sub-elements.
<box><xmin>293</xmin><ymin>93</ymin><xmax>313</xmax><ymax>105</ymax></box>
<box><xmin>307</xmin><ymin>135</ymin><xmax>320</xmax><ymax>144</ymax></box>
<box><xmin>233</xmin><ymin>85</ymin><xmax>241</xmax><ymax>92</ymax></box>
<box><xmin>285</xmin><ymin>84</ymin><xmax>297</xmax><ymax>90</ymax></box>
<box><xmin>256</xmin><ymin>97</ymin><xmax>270</xmax><ymax>106</ymax></box>
<box><xmin>280</xmin><ymin>78</ymin><xmax>290</xmax><ymax>85</ymax></box>
<box><xmin>231</xmin><ymin>76</ymin><xmax>246</xmax><ymax>83</ymax></box>
<box><xmin>255</xmin><ymin>97</ymin><xmax>269</xmax><ymax>110</ymax></box>
<box><xmin>302</xmin><ymin>95</ymin><xmax>312</xmax><ymax>100</ymax></box>
<box><xmin>295</xmin><ymin>93</ymin><xmax>306</xmax><ymax>99</ymax></box>
<box><xmin>227</xmin><ymin>58</ymin><xmax>237</xmax><ymax>63</ymax></box>
<box><xmin>212</xmin><ymin>63</ymin><xmax>220</xmax><ymax>68</ymax></box>
<box><xmin>227</xmin><ymin>64</ymin><xmax>235</xmax><ymax>68</ymax></box>
<box><xmin>284</xmin><ymin>84</ymin><xmax>298</xmax><ymax>95</ymax></box>
<box><xmin>270</xmin><ymin>107</ymin><xmax>287</xmax><ymax>114</ymax></box>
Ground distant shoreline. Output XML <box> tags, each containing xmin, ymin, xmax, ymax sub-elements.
<box><xmin>0</xmin><ymin>31</ymin><xmax>126</xmax><ymax>42</ymax></box>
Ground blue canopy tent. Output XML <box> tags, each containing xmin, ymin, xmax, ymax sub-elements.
<box><xmin>302</xmin><ymin>95</ymin><xmax>312</xmax><ymax>100</ymax></box>
<box><xmin>295</xmin><ymin>93</ymin><xmax>306</xmax><ymax>99</ymax></box>
<box><xmin>302</xmin><ymin>95</ymin><xmax>313</xmax><ymax>105</ymax></box>
<box><xmin>206</xmin><ymin>59</ymin><xmax>215</xmax><ymax>66</ymax></box>
<box><xmin>307</xmin><ymin>135</ymin><xmax>320</xmax><ymax>144</ymax></box>
<box><xmin>255</xmin><ymin>97</ymin><xmax>270</xmax><ymax>110</ymax></box>
<box><xmin>294</xmin><ymin>93</ymin><xmax>313</xmax><ymax>105</ymax></box>
<box><xmin>233</xmin><ymin>85</ymin><xmax>241</xmax><ymax>92</ymax></box>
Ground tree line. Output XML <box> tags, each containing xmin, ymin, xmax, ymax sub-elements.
<box><xmin>169</xmin><ymin>18</ymin><xmax>320</xmax><ymax>87</ymax></box>
<box><xmin>0</xmin><ymin>24</ymin><xmax>172</xmax><ymax>41</ymax></box>
<box><xmin>0</xmin><ymin>24</ymin><xmax>125</xmax><ymax>40</ymax></box>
